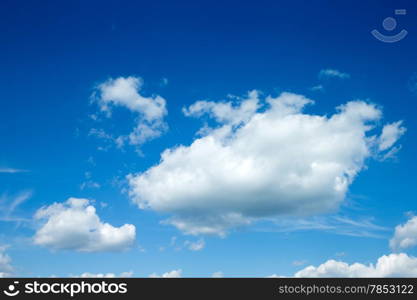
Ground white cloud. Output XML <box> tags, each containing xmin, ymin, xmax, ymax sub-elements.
<box><xmin>267</xmin><ymin>274</ymin><xmax>287</xmax><ymax>278</ymax></box>
<box><xmin>92</xmin><ymin>76</ymin><xmax>167</xmax><ymax>148</ymax></box>
<box><xmin>378</xmin><ymin>121</ymin><xmax>406</xmax><ymax>151</ymax></box>
<box><xmin>79</xmin><ymin>272</ymin><xmax>116</xmax><ymax>278</ymax></box>
<box><xmin>149</xmin><ymin>269</ymin><xmax>182</xmax><ymax>278</ymax></box>
<box><xmin>33</xmin><ymin>198</ymin><xmax>136</xmax><ymax>252</ymax></box>
<box><xmin>211</xmin><ymin>271</ymin><xmax>224</xmax><ymax>278</ymax></box>
<box><xmin>292</xmin><ymin>260</ymin><xmax>307</xmax><ymax>266</ymax></box>
<box><xmin>160</xmin><ymin>236</ymin><xmax>205</xmax><ymax>251</ymax></box>
<box><xmin>183</xmin><ymin>90</ymin><xmax>260</xmax><ymax>126</ymax></box>
<box><xmin>96</xmin><ymin>76</ymin><xmax>166</xmax><ymax>120</ymax></box>
<box><xmin>390</xmin><ymin>216</ymin><xmax>417</xmax><ymax>251</ymax></box>
<box><xmin>80</xmin><ymin>171</ymin><xmax>101</xmax><ymax>190</ymax></box>
<box><xmin>88</xmin><ymin>128</ymin><xmax>113</xmax><ymax>141</ymax></box>
<box><xmin>8</xmin><ymin>191</ymin><xmax>31</xmax><ymax>214</ymax></box>
<box><xmin>80</xmin><ymin>181</ymin><xmax>100</xmax><ymax>190</ymax></box>
<box><xmin>0</xmin><ymin>168</ymin><xmax>28</xmax><ymax>173</ymax></box>
<box><xmin>319</xmin><ymin>69</ymin><xmax>350</xmax><ymax>79</ymax></box>
<box><xmin>310</xmin><ymin>85</ymin><xmax>324</xmax><ymax>92</ymax></box>
<box><xmin>77</xmin><ymin>271</ymin><xmax>133</xmax><ymax>278</ymax></box>
<box><xmin>120</xmin><ymin>271</ymin><xmax>134</xmax><ymax>277</ymax></box>
<box><xmin>0</xmin><ymin>190</ymin><xmax>32</xmax><ymax>215</ymax></box>
<box><xmin>184</xmin><ymin>239</ymin><xmax>205</xmax><ymax>251</ymax></box>
<box><xmin>128</xmin><ymin>91</ymin><xmax>404</xmax><ymax>236</ymax></box>
<box><xmin>0</xmin><ymin>246</ymin><xmax>13</xmax><ymax>278</ymax></box>
<box><xmin>294</xmin><ymin>253</ymin><xmax>417</xmax><ymax>277</ymax></box>
<box><xmin>261</xmin><ymin>215</ymin><xmax>388</xmax><ymax>239</ymax></box>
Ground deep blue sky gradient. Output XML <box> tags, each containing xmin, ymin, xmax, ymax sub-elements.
<box><xmin>1</xmin><ymin>0</ymin><xmax>417</xmax><ymax>277</ymax></box>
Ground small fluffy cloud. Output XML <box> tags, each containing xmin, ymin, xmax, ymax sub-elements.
<box><xmin>211</xmin><ymin>271</ymin><xmax>224</xmax><ymax>278</ymax></box>
<box><xmin>319</xmin><ymin>69</ymin><xmax>350</xmax><ymax>79</ymax></box>
<box><xmin>33</xmin><ymin>198</ymin><xmax>136</xmax><ymax>252</ymax></box>
<box><xmin>128</xmin><ymin>91</ymin><xmax>405</xmax><ymax>236</ymax></box>
<box><xmin>0</xmin><ymin>246</ymin><xmax>13</xmax><ymax>278</ymax></box>
<box><xmin>92</xmin><ymin>76</ymin><xmax>167</xmax><ymax>148</ymax></box>
<box><xmin>294</xmin><ymin>253</ymin><xmax>417</xmax><ymax>277</ymax></box>
<box><xmin>378</xmin><ymin>121</ymin><xmax>406</xmax><ymax>151</ymax></box>
<box><xmin>390</xmin><ymin>216</ymin><xmax>417</xmax><ymax>251</ymax></box>
<box><xmin>96</xmin><ymin>76</ymin><xmax>166</xmax><ymax>121</ymax></box>
<box><xmin>149</xmin><ymin>269</ymin><xmax>182</xmax><ymax>278</ymax></box>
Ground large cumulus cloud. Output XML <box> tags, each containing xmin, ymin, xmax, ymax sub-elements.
<box><xmin>128</xmin><ymin>91</ymin><xmax>405</xmax><ymax>236</ymax></box>
<box><xmin>294</xmin><ymin>253</ymin><xmax>417</xmax><ymax>277</ymax></box>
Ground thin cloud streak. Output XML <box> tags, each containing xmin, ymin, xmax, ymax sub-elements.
<box><xmin>0</xmin><ymin>168</ymin><xmax>29</xmax><ymax>174</ymax></box>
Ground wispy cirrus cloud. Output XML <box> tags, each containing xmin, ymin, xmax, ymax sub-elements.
<box><xmin>0</xmin><ymin>168</ymin><xmax>28</xmax><ymax>174</ymax></box>
<box><xmin>408</xmin><ymin>73</ymin><xmax>417</xmax><ymax>94</ymax></box>
<box><xmin>184</xmin><ymin>239</ymin><xmax>205</xmax><ymax>251</ymax></box>
<box><xmin>6</xmin><ymin>191</ymin><xmax>32</xmax><ymax>215</ymax></box>
<box><xmin>254</xmin><ymin>215</ymin><xmax>389</xmax><ymax>239</ymax></box>
<box><xmin>0</xmin><ymin>191</ymin><xmax>33</xmax><ymax>223</ymax></box>
<box><xmin>310</xmin><ymin>84</ymin><xmax>324</xmax><ymax>92</ymax></box>
<box><xmin>319</xmin><ymin>68</ymin><xmax>350</xmax><ymax>79</ymax></box>
<box><xmin>160</xmin><ymin>236</ymin><xmax>206</xmax><ymax>252</ymax></box>
<box><xmin>79</xmin><ymin>171</ymin><xmax>100</xmax><ymax>190</ymax></box>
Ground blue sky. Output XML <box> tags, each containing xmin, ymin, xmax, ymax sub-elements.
<box><xmin>1</xmin><ymin>0</ymin><xmax>417</xmax><ymax>278</ymax></box>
